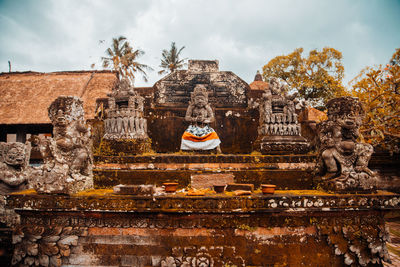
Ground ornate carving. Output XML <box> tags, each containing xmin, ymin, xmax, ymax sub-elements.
<box><xmin>184</xmin><ymin>85</ymin><xmax>214</xmax><ymax>125</ymax></box>
<box><xmin>0</xmin><ymin>142</ymin><xmax>31</xmax><ymax>194</ymax></box>
<box><xmin>8</xmin><ymin>192</ymin><xmax>400</xmax><ymax>215</ymax></box>
<box><xmin>315</xmin><ymin>217</ymin><xmax>391</xmax><ymax>266</ymax></box>
<box><xmin>258</xmin><ymin>78</ymin><xmax>299</xmax><ymax>135</ymax></box>
<box><xmin>316</xmin><ymin>97</ymin><xmax>377</xmax><ymax>193</ymax></box>
<box><xmin>103</xmin><ymin>78</ymin><xmax>148</xmax><ymax>140</ymax></box>
<box><xmin>31</xmin><ymin>96</ymin><xmax>93</xmax><ymax>194</ymax></box>
<box><xmin>12</xmin><ymin>225</ymin><xmax>87</xmax><ymax>266</ymax></box>
<box><xmin>154</xmin><ymin>60</ymin><xmax>249</xmax><ymax>108</ymax></box>
<box><xmin>160</xmin><ymin>246</ymin><xmax>245</xmax><ymax>267</ymax></box>
<box><xmin>259</xmin><ymin>143</ymin><xmax>310</xmax><ymax>155</ymax></box>
<box><xmin>255</xmin><ymin>77</ymin><xmax>309</xmax><ymax>154</ymax></box>
<box><xmin>181</xmin><ymin>84</ymin><xmax>221</xmax><ymax>151</ymax></box>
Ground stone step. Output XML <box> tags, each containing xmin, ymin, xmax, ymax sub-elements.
<box><xmin>94</xmin><ymin>153</ymin><xmax>317</xmax><ymax>164</ymax></box>
<box><xmin>93</xmin><ymin>169</ymin><xmax>314</xmax><ymax>189</ymax></box>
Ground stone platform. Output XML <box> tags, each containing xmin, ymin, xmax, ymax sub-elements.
<box><xmin>7</xmin><ymin>189</ymin><xmax>400</xmax><ymax>266</ymax></box>
<box><xmin>93</xmin><ymin>154</ymin><xmax>316</xmax><ymax>189</ymax></box>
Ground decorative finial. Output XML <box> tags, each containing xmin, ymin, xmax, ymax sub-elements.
<box><xmin>254</xmin><ymin>70</ymin><xmax>263</xmax><ymax>81</ymax></box>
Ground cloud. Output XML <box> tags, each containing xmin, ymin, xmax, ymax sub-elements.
<box><xmin>0</xmin><ymin>0</ymin><xmax>399</xmax><ymax>87</ymax></box>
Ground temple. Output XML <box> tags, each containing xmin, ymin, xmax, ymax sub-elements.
<box><xmin>0</xmin><ymin>61</ymin><xmax>399</xmax><ymax>266</ymax></box>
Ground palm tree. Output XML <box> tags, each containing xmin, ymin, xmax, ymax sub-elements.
<box><xmin>102</xmin><ymin>36</ymin><xmax>152</xmax><ymax>84</ymax></box>
<box><xmin>159</xmin><ymin>42</ymin><xmax>187</xmax><ymax>75</ymax></box>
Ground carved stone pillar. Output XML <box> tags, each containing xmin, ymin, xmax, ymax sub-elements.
<box><xmin>254</xmin><ymin>78</ymin><xmax>309</xmax><ymax>154</ymax></box>
<box><xmin>100</xmin><ymin>79</ymin><xmax>151</xmax><ymax>155</ymax></box>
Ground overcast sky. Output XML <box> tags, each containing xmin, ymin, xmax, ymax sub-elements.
<box><xmin>0</xmin><ymin>0</ymin><xmax>399</xmax><ymax>87</ymax></box>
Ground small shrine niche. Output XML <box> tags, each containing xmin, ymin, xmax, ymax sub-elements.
<box><xmin>101</xmin><ymin>78</ymin><xmax>151</xmax><ymax>155</ymax></box>
<box><xmin>104</xmin><ymin>78</ymin><xmax>148</xmax><ymax>140</ymax></box>
<box><xmin>254</xmin><ymin>77</ymin><xmax>309</xmax><ymax>154</ymax></box>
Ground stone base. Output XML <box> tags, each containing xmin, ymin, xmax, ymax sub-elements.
<box><xmin>7</xmin><ymin>190</ymin><xmax>398</xmax><ymax>266</ymax></box>
<box><xmin>314</xmin><ymin>175</ymin><xmax>378</xmax><ymax>194</ymax></box>
<box><xmin>98</xmin><ymin>138</ymin><xmax>152</xmax><ymax>156</ymax></box>
<box><xmin>30</xmin><ymin>167</ymin><xmax>94</xmax><ymax>195</ymax></box>
<box><xmin>254</xmin><ymin>135</ymin><xmax>310</xmax><ymax>155</ymax></box>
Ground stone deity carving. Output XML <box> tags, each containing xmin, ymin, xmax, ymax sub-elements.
<box><xmin>32</xmin><ymin>96</ymin><xmax>93</xmax><ymax>194</ymax></box>
<box><xmin>317</xmin><ymin>96</ymin><xmax>377</xmax><ymax>192</ymax></box>
<box><xmin>258</xmin><ymin>78</ymin><xmax>300</xmax><ymax>136</ymax></box>
<box><xmin>0</xmin><ymin>142</ymin><xmax>31</xmax><ymax>226</ymax></box>
<box><xmin>181</xmin><ymin>84</ymin><xmax>221</xmax><ymax>151</ymax></box>
<box><xmin>0</xmin><ymin>142</ymin><xmax>31</xmax><ymax>195</ymax></box>
<box><xmin>255</xmin><ymin>77</ymin><xmax>309</xmax><ymax>154</ymax></box>
<box><xmin>103</xmin><ymin>78</ymin><xmax>148</xmax><ymax>140</ymax></box>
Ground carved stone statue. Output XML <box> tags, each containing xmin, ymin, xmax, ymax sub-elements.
<box><xmin>0</xmin><ymin>142</ymin><xmax>31</xmax><ymax>226</ymax></box>
<box><xmin>254</xmin><ymin>77</ymin><xmax>309</xmax><ymax>154</ymax></box>
<box><xmin>103</xmin><ymin>78</ymin><xmax>148</xmax><ymax>140</ymax></box>
<box><xmin>31</xmin><ymin>96</ymin><xmax>93</xmax><ymax>194</ymax></box>
<box><xmin>0</xmin><ymin>142</ymin><xmax>31</xmax><ymax>194</ymax></box>
<box><xmin>99</xmin><ymin>78</ymin><xmax>152</xmax><ymax>155</ymax></box>
<box><xmin>316</xmin><ymin>96</ymin><xmax>377</xmax><ymax>192</ymax></box>
<box><xmin>180</xmin><ymin>84</ymin><xmax>221</xmax><ymax>151</ymax></box>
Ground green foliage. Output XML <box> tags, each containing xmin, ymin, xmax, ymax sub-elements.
<box><xmin>159</xmin><ymin>42</ymin><xmax>187</xmax><ymax>75</ymax></box>
<box><xmin>350</xmin><ymin>48</ymin><xmax>400</xmax><ymax>153</ymax></box>
<box><xmin>262</xmin><ymin>47</ymin><xmax>347</xmax><ymax>108</ymax></box>
<box><xmin>102</xmin><ymin>36</ymin><xmax>153</xmax><ymax>84</ymax></box>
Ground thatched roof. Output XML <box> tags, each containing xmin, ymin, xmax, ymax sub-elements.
<box><xmin>0</xmin><ymin>70</ymin><xmax>118</xmax><ymax>124</ymax></box>
<box><xmin>249</xmin><ymin>80</ymin><xmax>269</xmax><ymax>91</ymax></box>
<box><xmin>306</xmin><ymin>107</ymin><xmax>327</xmax><ymax>123</ymax></box>
<box><xmin>302</xmin><ymin>107</ymin><xmax>327</xmax><ymax>123</ymax></box>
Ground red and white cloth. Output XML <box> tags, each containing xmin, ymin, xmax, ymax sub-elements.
<box><xmin>180</xmin><ymin>125</ymin><xmax>220</xmax><ymax>150</ymax></box>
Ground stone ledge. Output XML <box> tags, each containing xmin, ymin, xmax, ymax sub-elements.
<box><xmin>7</xmin><ymin>189</ymin><xmax>400</xmax><ymax>213</ymax></box>
<box><xmin>93</xmin><ymin>162</ymin><xmax>315</xmax><ymax>171</ymax></box>
<box><xmin>94</xmin><ymin>154</ymin><xmax>317</xmax><ymax>164</ymax></box>
<box><xmin>93</xmin><ymin>169</ymin><xmax>314</xmax><ymax>189</ymax></box>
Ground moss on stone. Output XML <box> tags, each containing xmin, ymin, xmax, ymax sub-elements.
<box><xmin>10</xmin><ymin>189</ymin><xmax>37</xmax><ymax>195</ymax></box>
<box><xmin>96</xmin><ymin>138</ymin><xmax>152</xmax><ymax>156</ymax></box>
<box><xmin>275</xmin><ymin>190</ymin><xmax>332</xmax><ymax>196</ymax></box>
<box><xmin>73</xmin><ymin>189</ymin><xmax>114</xmax><ymax>197</ymax></box>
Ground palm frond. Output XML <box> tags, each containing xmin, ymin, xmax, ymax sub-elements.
<box><xmin>158</xmin><ymin>42</ymin><xmax>186</xmax><ymax>75</ymax></box>
<box><xmin>101</xmin><ymin>36</ymin><xmax>153</xmax><ymax>85</ymax></box>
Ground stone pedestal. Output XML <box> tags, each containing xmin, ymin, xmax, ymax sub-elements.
<box><xmin>254</xmin><ymin>135</ymin><xmax>310</xmax><ymax>155</ymax></box>
<box><xmin>98</xmin><ymin>138</ymin><xmax>152</xmax><ymax>156</ymax></box>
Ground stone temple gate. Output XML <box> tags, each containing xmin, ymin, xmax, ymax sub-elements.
<box><xmin>1</xmin><ymin>60</ymin><xmax>399</xmax><ymax>267</ymax></box>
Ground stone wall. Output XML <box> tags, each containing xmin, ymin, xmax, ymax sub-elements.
<box><xmin>8</xmin><ymin>191</ymin><xmax>397</xmax><ymax>266</ymax></box>
<box><xmin>147</xmin><ymin>107</ymin><xmax>259</xmax><ymax>153</ymax></box>
<box><xmin>93</xmin><ymin>154</ymin><xmax>316</xmax><ymax>189</ymax></box>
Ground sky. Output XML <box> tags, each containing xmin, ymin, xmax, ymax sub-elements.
<box><xmin>0</xmin><ymin>0</ymin><xmax>399</xmax><ymax>87</ymax></box>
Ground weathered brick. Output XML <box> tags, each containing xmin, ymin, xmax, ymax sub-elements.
<box><xmin>191</xmin><ymin>173</ymin><xmax>234</xmax><ymax>189</ymax></box>
<box><xmin>88</xmin><ymin>227</ymin><xmax>121</xmax><ymax>236</ymax></box>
